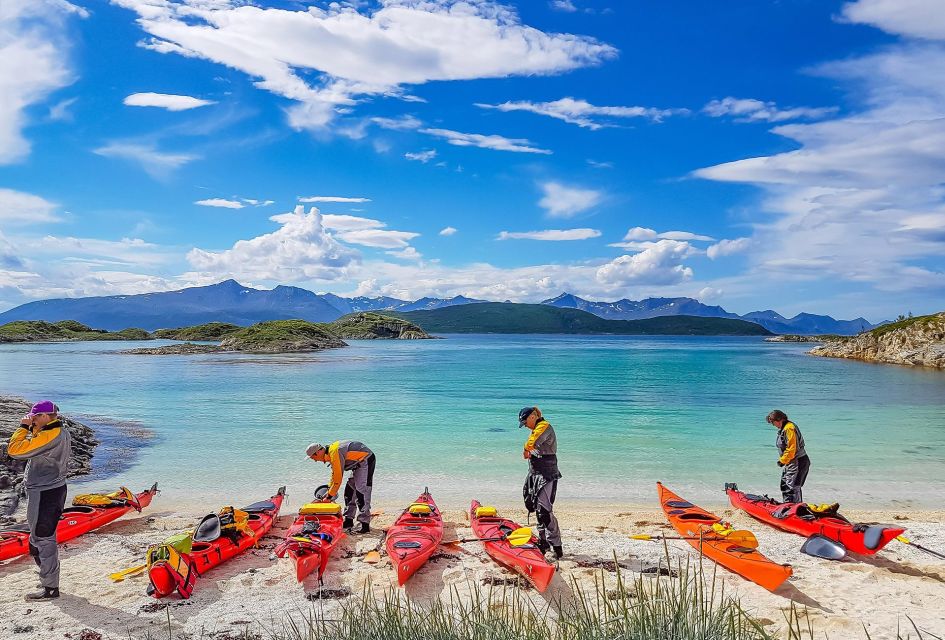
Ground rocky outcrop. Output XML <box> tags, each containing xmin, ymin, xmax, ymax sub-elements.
<box><xmin>220</xmin><ymin>320</ymin><xmax>348</xmax><ymax>353</ymax></box>
<box><xmin>327</xmin><ymin>313</ymin><xmax>433</xmax><ymax>340</ymax></box>
<box><xmin>0</xmin><ymin>397</ymin><xmax>98</xmax><ymax>520</ymax></box>
<box><xmin>766</xmin><ymin>335</ymin><xmax>840</xmax><ymax>343</ymax></box>
<box><xmin>0</xmin><ymin>321</ymin><xmax>151</xmax><ymax>343</ymax></box>
<box><xmin>122</xmin><ymin>343</ymin><xmax>224</xmax><ymax>355</ymax></box>
<box><xmin>809</xmin><ymin>312</ymin><xmax>945</xmax><ymax>368</ymax></box>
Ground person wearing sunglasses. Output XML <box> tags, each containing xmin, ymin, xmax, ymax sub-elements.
<box><xmin>519</xmin><ymin>406</ymin><xmax>563</xmax><ymax>560</ymax></box>
<box><xmin>6</xmin><ymin>400</ymin><xmax>72</xmax><ymax>600</ymax></box>
<box><xmin>767</xmin><ymin>409</ymin><xmax>810</xmax><ymax>503</ymax></box>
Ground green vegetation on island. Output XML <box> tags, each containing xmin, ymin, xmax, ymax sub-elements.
<box><xmin>151</xmin><ymin>322</ymin><xmax>242</xmax><ymax>341</ymax></box>
<box><xmin>220</xmin><ymin>319</ymin><xmax>348</xmax><ymax>353</ymax></box>
<box><xmin>390</xmin><ymin>303</ymin><xmax>772</xmax><ymax>335</ymax></box>
<box><xmin>0</xmin><ymin>320</ymin><xmax>150</xmax><ymax>343</ymax></box>
<box><xmin>326</xmin><ymin>312</ymin><xmax>430</xmax><ymax>339</ymax></box>
<box><xmin>810</xmin><ymin>310</ymin><xmax>945</xmax><ymax>368</ymax></box>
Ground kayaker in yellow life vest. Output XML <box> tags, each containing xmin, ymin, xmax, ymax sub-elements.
<box><xmin>306</xmin><ymin>440</ymin><xmax>375</xmax><ymax>534</ymax></box>
<box><xmin>766</xmin><ymin>410</ymin><xmax>810</xmax><ymax>503</ymax></box>
<box><xmin>519</xmin><ymin>406</ymin><xmax>563</xmax><ymax>560</ymax></box>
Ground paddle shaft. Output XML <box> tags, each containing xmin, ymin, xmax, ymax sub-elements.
<box><xmin>899</xmin><ymin>537</ymin><xmax>945</xmax><ymax>560</ymax></box>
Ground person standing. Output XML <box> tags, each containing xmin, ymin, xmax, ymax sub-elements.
<box><xmin>767</xmin><ymin>409</ymin><xmax>810</xmax><ymax>503</ymax></box>
<box><xmin>306</xmin><ymin>440</ymin><xmax>375</xmax><ymax>533</ymax></box>
<box><xmin>6</xmin><ymin>400</ymin><xmax>72</xmax><ymax>600</ymax></box>
<box><xmin>519</xmin><ymin>406</ymin><xmax>563</xmax><ymax>560</ymax></box>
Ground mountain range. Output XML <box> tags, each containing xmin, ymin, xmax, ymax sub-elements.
<box><xmin>0</xmin><ymin>280</ymin><xmax>875</xmax><ymax>334</ymax></box>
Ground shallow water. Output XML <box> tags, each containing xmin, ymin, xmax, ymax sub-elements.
<box><xmin>1</xmin><ymin>335</ymin><xmax>944</xmax><ymax>511</ymax></box>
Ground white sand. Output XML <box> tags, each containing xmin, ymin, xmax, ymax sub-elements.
<box><xmin>1</xmin><ymin>500</ymin><xmax>943</xmax><ymax>640</ymax></box>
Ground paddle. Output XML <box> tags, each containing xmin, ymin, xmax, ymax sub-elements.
<box><xmin>897</xmin><ymin>535</ymin><xmax>945</xmax><ymax>560</ymax></box>
<box><xmin>631</xmin><ymin>529</ymin><xmax>759</xmax><ymax>549</ymax></box>
<box><xmin>800</xmin><ymin>534</ymin><xmax>846</xmax><ymax>560</ymax></box>
<box><xmin>364</xmin><ymin>529</ymin><xmax>388</xmax><ymax>564</ymax></box>
<box><xmin>109</xmin><ymin>563</ymin><xmax>147</xmax><ymax>582</ymax></box>
<box><xmin>442</xmin><ymin>526</ymin><xmax>535</xmax><ymax>547</ymax></box>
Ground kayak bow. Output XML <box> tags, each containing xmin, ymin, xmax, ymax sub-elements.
<box><xmin>386</xmin><ymin>488</ymin><xmax>443</xmax><ymax>586</ymax></box>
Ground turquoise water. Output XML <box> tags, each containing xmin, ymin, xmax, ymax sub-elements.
<box><xmin>2</xmin><ymin>336</ymin><xmax>944</xmax><ymax>510</ymax></box>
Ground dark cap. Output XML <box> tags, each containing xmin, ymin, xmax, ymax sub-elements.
<box><xmin>518</xmin><ymin>406</ymin><xmax>536</xmax><ymax>427</ymax></box>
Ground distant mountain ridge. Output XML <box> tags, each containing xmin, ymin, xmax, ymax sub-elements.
<box><xmin>542</xmin><ymin>293</ymin><xmax>875</xmax><ymax>335</ymax></box>
<box><xmin>0</xmin><ymin>280</ymin><xmax>873</xmax><ymax>334</ymax></box>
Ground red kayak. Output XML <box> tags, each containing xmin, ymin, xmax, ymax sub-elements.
<box><xmin>149</xmin><ymin>487</ymin><xmax>284</xmax><ymax>598</ymax></box>
<box><xmin>276</xmin><ymin>501</ymin><xmax>346</xmax><ymax>582</ymax></box>
<box><xmin>0</xmin><ymin>483</ymin><xmax>158</xmax><ymax>562</ymax></box>
<box><xmin>386</xmin><ymin>488</ymin><xmax>443</xmax><ymax>586</ymax></box>
<box><xmin>726</xmin><ymin>484</ymin><xmax>906</xmax><ymax>555</ymax></box>
<box><xmin>469</xmin><ymin>500</ymin><xmax>555</xmax><ymax>592</ymax></box>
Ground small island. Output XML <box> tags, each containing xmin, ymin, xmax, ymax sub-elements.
<box><xmin>809</xmin><ymin>312</ymin><xmax>945</xmax><ymax>368</ymax></box>
<box><xmin>0</xmin><ymin>320</ymin><xmax>150</xmax><ymax>343</ymax></box>
<box><xmin>765</xmin><ymin>334</ymin><xmax>841</xmax><ymax>343</ymax></box>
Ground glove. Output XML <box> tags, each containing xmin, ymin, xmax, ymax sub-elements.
<box><xmin>523</xmin><ymin>449</ymin><xmax>530</xmax><ymax>459</ymax></box>
<box><xmin>777</xmin><ymin>461</ymin><xmax>785</xmax><ymax>467</ymax></box>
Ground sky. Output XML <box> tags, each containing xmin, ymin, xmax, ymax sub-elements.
<box><xmin>1</xmin><ymin>0</ymin><xmax>944</xmax><ymax>321</ymax></box>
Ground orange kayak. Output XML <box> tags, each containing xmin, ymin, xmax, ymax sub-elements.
<box><xmin>469</xmin><ymin>500</ymin><xmax>555</xmax><ymax>592</ymax></box>
<box><xmin>386</xmin><ymin>489</ymin><xmax>443</xmax><ymax>586</ymax></box>
<box><xmin>657</xmin><ymin>482</ymin><xmax>792</xmax><ymax>591</ymax></box>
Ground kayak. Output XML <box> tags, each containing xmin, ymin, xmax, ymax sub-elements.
<box><xmin>469</xmin><ymin>500</ymin><xmax>555</xmax><ymax>592</ymax></box>
<box><xmin>657</xmin><ymin>482</ymin><xmax>792</xmax><ymax>592</ymax></box>
<box><xmin>0</xmin><ymin>483</ymin><xmax>158</xmax><ymax>562</ymax></box>
<box><xmin>277</xmin><ymin>500</ymin><xmax>346</xmax><ymax>582</ymax></box>
<box><xmin>149</xmin><ymin>487</ymin><xmax>284</xmax><ymax>598</ymax></box>
<box><xmin>386</xmin><ymin>488</ymin><xmax>443</xmax><ymax>586</ymax></box>
<box><xmin>726</xmin><ymin>484</ymin><xmax>905</xmax><ymax>555</ymax></box>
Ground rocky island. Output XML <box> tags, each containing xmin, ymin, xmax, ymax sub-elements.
<box><xmin>0</xmin><ymin>397</ymin><xmax>99</xmax><ymax>522</ymax></box>
<box><xmin>809</xmin><ymin>312</ymin><xmax>945</xmax><ymax>368</ymax></box>
<box><xmin>0</xmin><ymin>320</ymin><xmax>150</xmax><ymax>343</ymax></box>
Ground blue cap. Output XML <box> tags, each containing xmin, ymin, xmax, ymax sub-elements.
<box><xmin>518</xmin><ymin>406</ymin><xmax>536</xmax><ymax>427</ymax></box>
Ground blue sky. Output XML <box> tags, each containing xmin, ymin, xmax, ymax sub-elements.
<box><xmin>1</xmin><ymin>0</ymin><xmax>943</xmax><ymax>321</ymax></box>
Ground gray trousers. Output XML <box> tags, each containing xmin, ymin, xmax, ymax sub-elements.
<box><xmin>781</xmin><ymin>455</ymin><xmax>811</xmax><ymax>503</ymax></box>
<box><xmin>343</xmin><ymin>455</ymin><xmax>375</xmax><ymax>525</ymax></box>
<box><xmin>536</xmin><ymin>480</ymin><xmax>561</xmax><ymax>547</ymax></box>
<box><xmin>27</xmin><ymin>484</ymin><xmax>67</xmax><ymax>589</ymax></box>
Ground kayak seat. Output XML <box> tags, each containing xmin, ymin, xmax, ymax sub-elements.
<box><xmin>394</xmin><ymin>541</ymin><xmax>422</xmax><ymax>549</ymax></box>
<box><xmin>665</xmin><ymin>500</ymin><xmax>694</xmax><ymax>508</ymax></box>
<box><xmin>62</xmin><ymin>506</ymin><xmax>96</xmax><ymax>515</ymax></box>
<box><xmin>668</xmin><ymin>509</ymin><xmax>686</xmax><ymax>515</ymax></box>
<box><xmin>677</xmin><ymin>513</ymin><xmax>715</xmax><ymax>521</ymax></box>
<box><xmin>243</xmin><ymin>500</ymin><xmax>276</xmax><ymax>513</ymax></box>
<box><xmin>193</xmin><ymin>513</ymin><xmax>221</xmax><ymax>543</ymax></box>
<box><xmin>744</xmin><ymin>493</ymin><xmax>775</xmax><ymax>503</ymax></box>
<box><xmin>862</xmin><ymin>525</ymin><xmax>888</xmax><ymax>551</ymax></box>
<box><xmin>773</xmin><ymin>505</ymin><xmax>794</xmax><ymax>520</ymax></box>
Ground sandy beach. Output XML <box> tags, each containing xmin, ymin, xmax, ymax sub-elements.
<box><xmin>1</xmin><ymin>498</ymin><xmax>943</xmax><ymax>640</ymax></box>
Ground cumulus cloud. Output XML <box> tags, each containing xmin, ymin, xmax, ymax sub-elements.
<box><xmin>187</xmin><ymin>206</ymin><xmax>358</xmax><ymax>282</ymax></box>
<box><xmin>550</xmin><ymin>0</ymin><xmax>578</xmax><ymax>12</ymax></box>
<box><xmin>477</xmin><ymin>97</ymin><xmax>686</xmax><ymax>129</ymax></box>
<box><xmin>0</xmin><ymin>0</ymin><xmax>86</xmax><ymax>163</ymax></box>
<box><xmin>372</xmin><ymin>115</ymin><xmax>423</xmax><ymax>130</ymax></box>
<box><xmin>706</xmin><ymin>237</ymin><xmax>751</xmax><ymax>259</ymax></box>
<box><xmin>612</xmin><ymin>227</ymin><xmax>714</xmax><ymax>248</ymax></box>
<box><xmin>439</xmin><ymin>226</ymin><xmax>458</xmax><ymax>236</ymax></box>
<box><xmin>421</xmin><ymin>128</ymin><xmax>551</xmax><ymax>154</ymax></box>
<box><xmin>299</xmin><ymin>196</ymin><xmax>371</xmax><ymax>203</ymax></box>
<box><xmin>195</xmin><ymin>198</ymin><xmax>243</xmax><ymax>209</ymax></box>
<box><xmin>596</xmin><ymin>240</ymin><xmax>696</xmax><ymax>287</ymax></box>
<box><xmin>497</xmin><ymin>228</ymin><xmax>601</xmax><ymax>241</ymax></box>
<box><xmin>124</xmin><ymin>92</ymin><xmax>215</xmax><ymax>111</ymax></box>
<box><xmin>336</xmin><ymin>229</ymin><xmax>419</xmax><ymax>249</ymax></box>
<box><xmin>538</xmin><ymin>181</ymin><xmax>602</xmax><ymax>218</ymax></box>
<box><xmin>405</xmin><ymin>149</ymin><xmax>437</xmax><ymax>163</ymax></box>
<box><xmin>386</xmin><ymin>246</ymin><xmax>422</xmax><ymax>261</ymax></box>
<box><xmin>0</xmin><ymin>188</ymin><xmax>60</xmax><ymax>225</ymax></box>
<box><xmin>94</xmin><ymin>142</ymin><xmax>197</xmax><ymax>178</ymax></box>
<box><xmin>703</xmin><ymin>97</ymin><xmax>838</xmax><ymax>123</ymax></box>
<box><xmin>112</xmin><ymin>0</ymin><xmax>617</xmax><ymax>130</ymax></box>
<box><xmin>321</xmin><ymin>214</ymin><xmax>385</xmax><ymax>231</ymax></box>
<box><xmin>841</xmin><ymin>0</ymin><xmax>945</xmax><ymax>40</ymax></box>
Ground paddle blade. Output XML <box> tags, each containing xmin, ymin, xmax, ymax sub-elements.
<box><xmin>725</xmin><ymin>530</ymin><xmax>759</xmax><ymax>549</ymax></box>
<box><xmin>109</xmin><ymin>563</ymin><xmax>147</xmax><ymax>582</ymax></box>
<box><xmin>630</xmin><ymin>534</ymin><xmax>654</xmax><ymax>541</ymax></box>
<box><xmin>364</xmin><ymin>550</ymin><xmax>381</xmax><ymax>564</ymax></box>
<box><xmin>896</xmin><ymin>535</ymin><xmax>911</xmax><ymax>544</ymax></box>
<box><xmin>506</xmin><ymin>527</ymin><xmax>535</xmax><ymax>547</ymax></box>
<box><xmin>801</xmin><ymin>534</ymin><xmax>846</xmax><ymax>560</ymax></box>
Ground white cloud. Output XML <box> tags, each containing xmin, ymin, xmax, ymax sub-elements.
<box><xmin>439</xmin><ymin>226</ymin><xmax>458</xmax><ymax>236</ymax></box>
<box><xmin>613</xmin><ymin>227</ymin><xmax>713</xmax><ymax>247</ymax></box>
<box><xmin>0</xmin><ymin>188</ymin><xmax>60</xmax><ymax>225</ymax></box>
<box><xmin>596</xmin><ymin>240</ymin><xmax>696</xmax><ymax>287</ymax></box>
<box><xmin>658</xmin><ymin>231</ymin><xmax>714</xmax><ymax>241</ymax></box>
<box><xmin>372</xmin><ymin>115</ymin><xmax>423</xmax><ymax>130</ymax></box>
<box><xmin>698</xmin><ymin>286</ymin><xmax>723</xmax><ymax>302</ymax></box>
<box><xmin>336</xmin><ymin>229</ymin><xmax>419</xmax><ymax>249</ymax></box>
<box><xmin>550</xmin><ymin>1</ymin><xmax>577</xmax><ymax>12</ymax></box>
<box><xmin>706</xmin><ymin>238</ymin><xmax>751</xmax><ymax>259</ymax></box>
<box><xmin>112</xmin><ymin>0</ymin><xmax>617</xmax><ymax>131</ymax></box>
<box><xmin>320</xmin><ymin>214</ymin><xmax>385</xmax><ymax>231</ymax></box>
<box><xmin>48</xmin><ymin>97</ymin><xmax>78</xmax><ymax>122</ymax></box>
<box><xmin>587</xmin><ymin>159</ymin><xmax>613</xmax><ymax>169</ymax></box>
<box><xmin>841</xmin><ymin>0</ymin><xmax>945</xmax><ymax>40</ymax></box>
<box><xmin>195</xmin><ymin>198</ymin><xmax>243</xmax><ymax>209</ymax></box>
<box><xmin>94</xmin><ymin>142</ymin><xmax>197</xmax><ymax>177</ymax></box>
<box><xmin>623</xmin><ymin>227</ymin><xmax>657</xmax><ymax>241</ymax></box>
<box><xmin>0</xmin><ymin>0</ymin><xmax>85</xmax><ymax>164</ymax></box>
<box><xmin>703</xmin><ymin>97</ymin><xmax>837</xmax><ymax>123</ymax></box>
<box><xmin>498</xmin><ymin>228</ymin><xmax>601</xmax><ymax>241</ymax></box>
<box><xmin>386</xmin><ymin>246</ymin><xmax>422</xmax><ymax>261</ymax></box>
<box><xmin>477</xmin><ymin>97</ymin><xmax>686</xmax><ymax>129</ymax></box>
<box><xmin>241</xmin><ymin>198</ymin><xmax>274</xmax><ymax>207</ymax></box>
<box><xmin>421</xmin><ymin>128</ymin><xmax>552</xmax><ymax>154</ymax></box>
<box><xmin>123</xmin><ymin>92</ymin><xmax>215</xmax><ymax>111</ymax></box>
<box><xmin>299</xmin><ymin>196</ymin><xmax>371</xmax><ymax>203</ymax></box>
<box><xmin>405</xmin><ymin>149</ymin><xmax>437</xmax><ymax>163</ymax></box>
<box><xmin>538</xmin><ymin>181</ymin><xmax>602</xmax><ymax>218</ymax></box>
<box><xmin>187</xmin><ymin>206</ymin><xmax>358</xmax><ymax>282</ymax></box>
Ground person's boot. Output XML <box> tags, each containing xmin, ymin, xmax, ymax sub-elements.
<box><xmin>343</xmin><ymin>517</ymin><xmax>354</xmax><ymax>530</ymax></box>
<box><xmin>536</xmin><ymin>539</ymin><xmax>550</xmax><ymax>555</ymax></box>
<box><xmin>357</xmin><ymin>522</ymin><xmax>370</xmax><ymax>534</ymax></box>
<box><xmin>25</xmin><ymin>587</ymin><xmax>59</xmax><ymax>600</ymax></box>
<box><xmin>552</xmin><ymin>545</ymin><xmax>564</xmax><ymax>560</ymax></box>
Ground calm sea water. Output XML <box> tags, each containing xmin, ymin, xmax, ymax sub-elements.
<box><xmin>2</xmin><ymin>335</ymin><xmax>944</xmax><ymax>511</ymax></box>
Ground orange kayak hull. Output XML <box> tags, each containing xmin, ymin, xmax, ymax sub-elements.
<box><xmin>386</xmin><ymin>490</ymin><xmax>444</xmax><ymax>586</ymax></box>
<box><xmin>469</xmin><ymin>500</ymin><xmax>555</xmax><ymax>593</ymax></box>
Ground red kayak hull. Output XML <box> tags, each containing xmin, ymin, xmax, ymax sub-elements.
<box><xmin>386</xmin><ymin>490</ymin><xmax>443</xmax><ymax>586</ymax></box>
<box><xmin>659</xmin><ymin>483</ymin><xmax>792</xmax><ymax>592</ymax></box>
<box><xmin>284</xmin><ymin>510</ymin><xmax>345</xmax><ymax>582</ymax></box>
<box><xmin>0</xmin><ymin>483</ymin><xmax>158</xmax><ymax>562</ymax></box>
<box><xmin>469</xmin><ymin>499</ymin><xmax>555</xmax><ymax>593</ymax></box>
<box><xmin>150</xmin><ymin>487</ymin><xmax>284</xmax><ymax>598</ymax></box>
<box><xmin>726</xmin><ymin>485</ymin><xmax>905</xmax><ymax>555</ymax></box>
